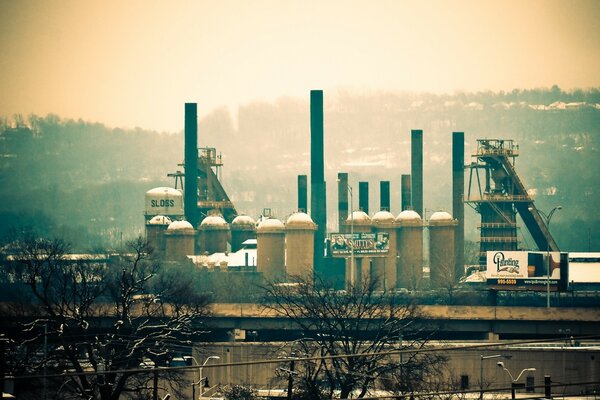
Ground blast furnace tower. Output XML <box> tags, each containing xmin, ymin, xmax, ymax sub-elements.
<box><xmin>465</xmin><ymin>139</ymin><xmax>560</xmax><ymax>267</ymax></box>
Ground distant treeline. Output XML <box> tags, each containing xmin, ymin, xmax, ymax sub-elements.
<box><xmin>1</xmin><ymin>87</ymin><xmax>598</xmax><ymax>251</ymax></box>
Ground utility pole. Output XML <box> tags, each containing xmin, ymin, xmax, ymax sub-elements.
<box><xmin>286</xmin><ymin>359</ymin><xmax>295</xmax><ymax>400</ymax></box>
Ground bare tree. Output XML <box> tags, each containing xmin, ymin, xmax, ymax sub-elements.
<box><xmin>261</xmin><ymin>275</ymin><xmax>445</xmax><ymax>399</ymax></box>
<box><xmin>1</xmin><ymin>235</ymin><xmax>211</xmax><ymax>400</ymax></box>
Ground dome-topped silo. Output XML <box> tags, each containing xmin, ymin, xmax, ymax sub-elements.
<box><xmin>256</xmin><ymin>218</ymin><xmax>286</xmax><ymax>280</ymax></box>
<box><xmin>285</xmin><ymin>212</ymin><xmax>317</xmax><ymax>278</ymax></box>
<box><xmin>146</xmin><ymin>215</ymin><xmax>171</xmax><ymax>256</ymax></box>
<box><xmin>346</xmin><ymin>211</ymin><xmax>372</xmax><ymax>233</ymax></box>
<box><xmin>428</xmin><ymin>211</ymin><xmax>458</xmax><ymax>288</ymax></box>
<box><xmin>372</xmin><ymin>211</ymin><xmax>397</xmax><ymax>291</ymax></box>
<box><xmin>144</xmin><ymin>187</ymin><xmax>184</xmax><ymax>221</ymax></box>
<box><xmin>164</xmin><ymin>220</ymin><xmax>195</xmax><ymax>262</ymax></box>
<box><xmin>198</xmin><ymin>214</ymin><xmax>230</xmax><ymax>254</ymax></box>
<box><xmin>396</xmin><ymin>210</ymin><xmax>424</xmax><ymax>289</ymax></box>
<box><xmin>231</xmin><ymin>215</ymin><xmax>257</xmax><ymax>252</ymax></box>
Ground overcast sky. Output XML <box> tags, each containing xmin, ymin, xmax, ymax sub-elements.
<box><xmin>1</xmin><ymin>0</ymin><xmax>598</xmax><ymax>132</ymax></box>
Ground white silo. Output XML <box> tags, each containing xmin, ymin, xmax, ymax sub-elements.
<box><xmin>146</xmin><ymin>215</ymin><xmax>171</xmax><ymax>256</ymax></box>
<box><xmin>231</xmin><ymin>215</ymin><xmax>257</xmax><ymax>252</ymax></box>
<box><xmin>396</xmin><ymin>210</ymin><xmax>424</xmax><ymax>289</ymax></box>
<box><xmin>198</xmin><ymin>215</ymin><xmax>230</xmax><ymax>254</ymax></box>
<box><xmin>256</xmin><ymin>218</ymin><xmax>286</xmax><ymax>281</ymax></box>
<box><xmin>371</xmin><ymin>210</ymin><xmax>396</xmax><ymax>291</ymax></box>
<box><xmin>285</xmin><ymin>212</ymin><xmax>316</xmax><ymax>278</ymax></box>
<box><xmin>164</xmin><ymin>220</ymin><xmax>196</xmax><ymax>262</ymax></box>
<box><xmin>428</xmin><ymin>211</ymin><xmax>457</xmax><ymax>289</ymax></box>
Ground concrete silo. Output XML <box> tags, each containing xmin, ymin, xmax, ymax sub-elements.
<box><xmin>256</xmin><ymin>218</ymin><xmax>286</xmax><ymax>281</ymax></box>
<box><xmin>145</xmin><ymin>215</ymin><xmax>171</xmax><ymax>256</ymax></box>
<box><xmin>198</xmin><ymin>215</ymin><xmax>230</xmax><ymax>254</ymax></box>
<box><xmin>285</xmin><ymin>212</ymin><xmax>316</xmax><ymax>278</ymax></box>
<box><xmin>231</xmin><ymin>215</ymin><xmax>257</xmax><ymax>252</ymax></box>
<box><xmin>164</xmin><ymin>220</ymin><xmax>196</xmax><ymax>262</ymax></box>
<box><xmin>428</xmin><ymin>211</ymin><xmax>458</xmax><ymax>289</ymax></box>
<box><xmin>395</xmin><ymin>210</ymin><xmax>424</xmax><ymax>289</ymax></box>
<box><xmin>144</xmin><ymin>187</ymin><xmax>184</xmax><ymax>222</ymax></box>
<box><xmin>372</xmin><ymin>211</ymin><xmax>396</xmax><ymax>291</ymax></box>
<box><xmin>345</xmin><ymin>211</ymin><xmax>372</xmax><ymax>288</ymax></box>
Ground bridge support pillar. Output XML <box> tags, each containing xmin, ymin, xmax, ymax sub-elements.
<box><xmin>487</xmin><ymin>331</ymin><xmax>499</xmax><ymax>341</ymax></box>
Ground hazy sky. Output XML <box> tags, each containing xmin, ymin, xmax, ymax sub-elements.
<box><xmin>1</xmin><ymin>0</ymin><xmax>599</xmax><ymax>132</ymax></box>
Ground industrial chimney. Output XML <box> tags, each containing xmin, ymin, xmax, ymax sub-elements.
<box><xmin>401</xmin><ymin>174</ymin><xmax>412</xmax><ymax>211</ymax></box>
<box><xmin>310</xmin><ymin>90</ymin><xmax>326</xmax><ymax>276</ymax></box>
<box><xmin>452</xmin><ymin>131</ymin><xmax>465</xmax><ymax>283</ymax></box>
<box><xmin>411</xmin><ymin>130</ymin><xmax>423</xmax><ymax>217</ymax></box>
<box><xmin>298</xmin><ymin>175</ymin><xmax>308</xmax><ymax>213</ymax></box>
<box><xmin>337</xmin><ymin>172</ymin><xmax>349</xmax><ymax>233</ymax></box>
<box><xmin>380</xmin><ymin>181</ymin><xmax>390</xmax><ymax>211</ymax></box>
<box><xmin>359</xmin><ymin>182</ymin><xmax>369</xmax><ymax>214</ymax></box>
<box><xmin>184</xmin><ymin>103</ymin><xmax>199</xmax><ymax>228</ymax></box>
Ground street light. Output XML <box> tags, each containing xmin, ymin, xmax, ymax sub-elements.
<box><xmin>530</xmin><ymin>205</ymin><xmax>562</xmax><ymax>308</ymax></box>
<box><xmin>480</xmin><ymin>354</ymin><xmax>502</xmax><ymax>399</ymax></box>
<box><xmin>192</xmin><ymin>355</ymin><xmax>220</xmax><ymax>400</ymax></box>
<box><xmin>497</xmin><ymin>361</ymin><xmax>536</xmax><ymax>400</ymax></box>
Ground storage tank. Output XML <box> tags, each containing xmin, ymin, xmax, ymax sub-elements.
<box><xmin>164</xmin><ymin>220</ymin><xmax>195</xmax><ymax>262</ymax></box>
<box><xmin>372</xmin><ymin>211</ymin><xmax>396</xmax><ymax>291</ymax></box>
<box><xmin>144</xmin><ymin>187</ymin><xmax>184</xmax><ymax>220</ymax></box>
<box><xmin>146</xmin><ymin>215</ymin><xmax>171</xmax><ymax>256</ymax></box>
<box><xmin>231</xmin><ymin>215</ymin><xmax>257</xmax><ymax>252</ymax></box>
<box><xmin>396</xmin><ymin>210</ymin><xmax>424</xmax><ymax>289</ymax></box>
<box><xmin>346</xmin><ymin>211</ymin><xmax>372</xmax><ymax>233</ymax></box>
<box><xmin>285</xmin><ymin>212</ymin><xmax>316</xmax><ymax>278</ymax></box>
<box><xmin>256</xmin><ymin>218</ymin><xmax>286</xmax><ymax>280</ymax></box>
<box><xmin>428</xmin><ymin>211</ymin><xmax>458</xmax><ymax>288</ymax></box>
<box><xmin>198</xmin><ymin>215</ymin><xmax>230</xmax><ymax>254</ymax></box>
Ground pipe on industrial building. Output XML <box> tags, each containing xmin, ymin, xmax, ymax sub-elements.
<box><xmin>310</xmin><ymin>90</ymin><xmax>326</xmax><ymax>276</ymax></box>
<box><xmin>380</xmin><ymin>181</ymin><xmax>390</xmax><ymax>211</ymax></box>
<box><xmin>184</xmin><ymin>103</ymin><xmax>199</xmax><ymax>229</ymax></box>
<box><xmin>411</xmin><ymin>129</ymin><xmax>423</xmax><ymax>218</ymax></box>
<box><xmin>359</xmin><ymin>182</ymin><xmax>369</xmax><ymax>214</ymax></box>
<box><xmin>452</xmin><ymin>131</ymin><xmax>465</xmax><ymax>282</ymax></box>
<box><xmin>337</xmin><ymin>172</ymin><xmax>349</xmax><ymax>233</ymax></box>
<box><xmin>401</xmin><ymin>174</ymin><xmax>412</xmax><ymax>211</ymax></box>
<box><xmin>298</xmin><ymin>175</ymin><xmax>308</xmax><ymax>213</ymax></box>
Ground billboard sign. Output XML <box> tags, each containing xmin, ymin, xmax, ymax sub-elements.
<box><xmin>486</xmin><ymin>251</ymin><xmax>568</xmax><ymax>290</ymax></box>
<box><xmin>486</xmin><ymin>251</ymin><xmax>529</xmax><ymax>279</ymax></box>
<box><xmin>330</xmin><ymin>233</ymin><xmax>389</xmax><ymax>257</ymax></box>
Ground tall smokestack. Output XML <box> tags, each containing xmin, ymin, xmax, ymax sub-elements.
<box><xmin>311</xmin><ymin>90</ymin><xmax>326</xmax><ymax>274</ymax></box>
<box><xmin>298</xmin><ymin>175</ymin><xmax>308</xmax><ymax>212</ymax></box>
<box><xmin>359</xmin><ymin>182</ymin><xmax>369</xmax><ymax>214</ymax></box>
<box><xmin>184</xmin><ymin>103</ymin><xmax>199</xmax><ymax>228</ymax></box>
<box><xmin>411</xmin><ymin>129</ymin><xmax>423</xmax><ymax>217</ymax></box>
<box><xmin>453</xmin><ymin>131</ymin><xmax>465</xmax><ymax>281</ymax></box>
<box><xmin>380</xmin><ymin>181</ymin><xmax>390</xmax><ymax>211</ymax></box>
<box><xmin>337</xmin><ymin>172</ymin><xmax>349</xmax><ymax>232</ymax></box>
<box><xmin>401</xmin><ymin>174</ymin><xmax>412</xmax><ymax>211</ymax></box>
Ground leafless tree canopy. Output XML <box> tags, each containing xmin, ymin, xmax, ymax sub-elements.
<box><xmin>1</xmin><ymin>235</ymin><xmax>212</xmax><ymax>400</ymax></box>
<box><xmin>262</xmin><ymin>275</ymin><xmax>446</xmax><ymax>399</ymax></box>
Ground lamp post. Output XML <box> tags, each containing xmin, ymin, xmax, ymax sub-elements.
<box><xmin>531</xmin><ymin>205</ymin><xmax>562</xmax><ymax>308</ymax></box>
<box><xmin>349</xmin><ymin>185</ymin><xmax>355</xmax><ymax>287</ymax></box>
<box><xmin>336</xmin><ymin>179</ymin><xmax>355</xmax><ymax>287</ymax></box>
<box><xmin>192</xmin><ymin>355</ymin><xmax>220</xmax><ymax>400</ymax></box>
<box><xmin>480</xmin><ymin>354</ymin><xmax>502</xmax><ymax>399</ymax></box>
<box><xmin>497</xmin><ymin>361</ymin><xmax>536</xmax><ymax>400</ymax></box>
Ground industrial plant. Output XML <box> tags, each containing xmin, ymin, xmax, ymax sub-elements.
<box><xmin>143</xmin><ymin>90</ymin><xmax>574</xmax><ymax>292</ymax></box>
